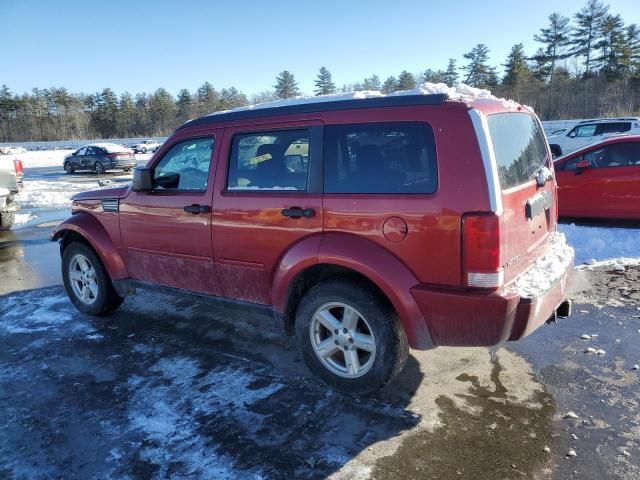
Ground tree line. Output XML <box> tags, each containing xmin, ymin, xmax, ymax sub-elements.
<box><xmin>1</xmin><ymin>0</ymin><xmax>639</xmax><ymax>143</ymax></box>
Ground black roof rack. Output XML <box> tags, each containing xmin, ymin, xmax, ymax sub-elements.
<box><xmin>177</xmin><ymin>93</ymin><xmax>449</xmax><ymax>130</ymax></box>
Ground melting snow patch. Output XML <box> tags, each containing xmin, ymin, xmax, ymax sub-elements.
<box><xmin>558</xmin><ymin>223</ymin><xmax>640</xmax><ymax>266</ymax></box>
<box><xmin>17</xmin><ymin>180</ymin><xmax>89</xmax><ymax>209</ymax></box>
<box><xmin>14</xmin><ymin>213</ymin><xmax>35</xmax><ymax>225</ymax></box>
<box><xmin>505</xmin><ymin>233</ymin><xmax>574</xmax><ymax>299</ymax></box>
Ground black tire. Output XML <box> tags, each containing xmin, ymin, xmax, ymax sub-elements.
<box><xmin>94</xmin><ymin>162</ymin><xmax>105</xmax><ymax>175</ymax></box>
<box><xmin>61</xmin><ymin>241</ymin><xmax>123</xmax><ymax>316</ymax></box>
<box><xmin>295</xmin><ymin>278</ymin><xmax>409</xmax><ymax>395</ymax></box>
<box><xmin>0</xmin><ymin>211</ymin><xmax>15</xmax><ymax>231</ymax></box>
<box><xmin>64</xmin><ymin>162</ymin><xmax>75</xmax><ymax>174</ymax></box>
<box><xmin>141</xmin><ymin>147</ymin><xmax>147</xmax><ymax>153</ymax></box>
<box><xmin>123</xmin><ymin>168</ymin><xmax>131</xmax><ymax>173</ymax></box>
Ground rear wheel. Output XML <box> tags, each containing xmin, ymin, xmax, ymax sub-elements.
<box><xmin>62</xmin><ymin>242</ymin><xmax>123</xmax><ymax>315</ymax></box>
<box><xmin>295</xmin><ymin>278</ymin><xmax>409</xmax><ymax>395</ymax></box>
<box><xmin>64</xmin><ymin>162</ymin><xmax>75</xmax><ymax>174</ymax></box>
<box><xmin>94</xmin><ymin>162</ymin><xmax>105</xmax><ymax>175</ymax></box>
<box><xmin>0</xmin><ymin>211</ymin><xmax>15</xmax><ymax>230</ymax></box>
<box><xmin>141</xmin><ymin>147</ymin><xmax>147</xmax><ymax>153</ymax></box>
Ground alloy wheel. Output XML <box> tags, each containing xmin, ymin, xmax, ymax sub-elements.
<box><xmin>68</xmin><ymin>253</ymin><xmax>99</xmax><ymax>305</ymax></box>
<box><xmin>309</xmin><ymin>302</ymin><xmax>376</xmax><ymax>378</ymax></box>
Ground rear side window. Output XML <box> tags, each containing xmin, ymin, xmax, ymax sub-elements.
<box><xmin>227</xmin><ymin>129</ymin><xmax>310</xmax><ymax>191</ymax></box>
<box><xmin>595</xmin><ymin>122</ymin><xmax>631</xmax><ymax>135</ymax></box>
<box><xmin>324</xmin><ymin>122</ymin><xmax>437</xmax><ymax>194</ymax></box>
<box><xmin>487</xmin><ymin>113</ymin><xmax>549</xmax><ymax>190</ymax></box>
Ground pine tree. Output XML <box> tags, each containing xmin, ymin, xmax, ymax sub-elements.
<box><xmin>503</xmin><ymin>44</ymin><xmax>532</xmax><ymax>86</ymax></box>
<box><xmin>444</xmin><ymin>59</ymin><xmax>459</xmax><ymax>86</ymax></box>
<box><xmin>534</xmin><ymin>12</ymin><xmax>571</xmax><ymax>83</ymax></box>
<box><xmin>314</xmin><ymin>67</ymin><xmax>336</xmax><ymax>95</ymax></box>
<box><xmin>571</xmin><ymin>0</ymin><xmax>609</xmax><ymax>74</ymax></box>
<box><xmin>620</xmin><ymin>24</ymin><xmax>640</xmax><ymax>74</ymax></box>
<box><xmin>274</xmin><ymin>70</ymin><xmax>300</xmax><ymax>99</ymax></box>
<box><xmin>176</xmin><ymin>89</ymin><xmax>193</xmax><ymax>123</ymax></box>
<box><xmin>219</xmin><ymin>87</ymin><xmax>248</xmax><ymax>110</ymax></box>
<box><xmin>117</xmin><ymin>92</ymin><xmax>135</xmax><ymax>136</ymax></box>
<box><xmin>596</xmin><ymin>13</ymin><xmax>626</xmax><ymax>78</ymax></box>
<box><xmin>397</xmin><ymin>71</ymin><xmax>417</xmax><ymax>90</ymax></box>
<box><xmin>382</xmin><ymin>76</ymin><xmax>398</xmax><ymax>94</ymax></box>
<box><xmin>462</xmin><ymin>44</ymin><xmax>497</xmax><ymax>88</ymax></box>
<box><xmin>362</xmin><ymin>74</ymin><xmax>381</xmax><ymax>90</ymax></box>
<box><xmin>196</xmin><ymin>82</ymin><xmax>219</xmax><ymax>115</ymax></box>
<box><xmin>423</xmin><ymin>69</ymin><xmax>446</xmax><ymax>84</ymax></box>
<box><xmin>531</xmin><ymin>48</ymin><xmax>552</xmax><ymax>81</ymax></box>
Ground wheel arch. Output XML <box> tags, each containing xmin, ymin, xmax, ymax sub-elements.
<box><xmin>273</xmin><ymin>233</ymin><xmax>434</xmax><ymax>350</ymax></box>
<box><xmin>50</xmin><ymin>212</ymin><xmax>129</xmax><ymax>280</ymax></box>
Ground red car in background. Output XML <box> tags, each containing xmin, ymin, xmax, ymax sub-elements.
<box><xmin>554</xmin><ymin>135</ymin><xmax>640</xmax><ymax>220</ymax></box>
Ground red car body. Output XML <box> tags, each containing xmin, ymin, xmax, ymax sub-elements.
<box><xmin>554</xmin><ymin>135</ymin><xmax>640</xmax><ymax>220</ymax></box>
<box><xmin>51</xmin><ymin>93</ymin><xmax>573</xmax><ymax>392</ymax></box>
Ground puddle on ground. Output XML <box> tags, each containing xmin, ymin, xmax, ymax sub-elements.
<box><xmin>371</xmin><ymin>355</ymin><xmax>559</xmax><ymax>480</ymax></box>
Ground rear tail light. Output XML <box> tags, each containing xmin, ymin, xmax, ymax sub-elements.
<box><xmin>13</xmin><ymin>159</ymin><xmax>24</xmax><ymax>176</ymax></box>
<box><xmin>462</xmin><ymin>213</ymin><xmax>503</xmax><ymax>289</ymax></box>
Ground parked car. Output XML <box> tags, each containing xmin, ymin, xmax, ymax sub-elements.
<box><xmin>547</xmin><ymin>117</ymin><xmax>640</xmax><ymax>157</ymax></box>
<box><xmin>554</xmin><ymin>135</ymin><xmax>640</xmax><ymax>219</ymax></box>
<box><xmin>51</xmin><ymin>92</ymin><xmax>573</xmax><ymax>394</ymax></box>
<box><xmin>0</xmin><ymin>148</ymin><xmax>24</xmax><ymax>230</ymax></box>
<box><xmin>131</xmin><ymin>139</ymin><xmax>160</xmax><ymax>154</ymax></box>
<box><xmin>63</xmin><ymin>143</ymin><xmax>135</xmax><ymax>175</ymax></box>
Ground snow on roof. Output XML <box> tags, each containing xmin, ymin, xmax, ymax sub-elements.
<box><xmin>89</xmin><ymin>143</ymin><xmax>130</xmax><ymax>153</ymax></box>
<box><xmin>207</xmin><ymin>82</ymin><xmax>529</xmax><ymax>117</ymax></box>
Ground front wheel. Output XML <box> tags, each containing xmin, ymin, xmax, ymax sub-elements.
<box><xmin>94</xmin><ymin>162</ymin><xmax>105</xmax><ymax>175</ymax></box>
<box><xmin>62</xmin><ymin>242</ymin><xmax>123</xmax><ymax>315</ymax></box>
<box><xmin>295</xmin><ymin>278</ymin><xmax>409</xmax><ymax>395</ymax></box>
<box><xmin>64</xmin><ymin>162</ymin><xmax>75</xmax><ymax>174</ymax></box>
<box><xmin>141</xmin><ymin>147</ymin><xmax>147</xmax><ymax>153</ymax></box>
<box><xmin>0</xmin><ymin>211</ymin><xmax>15</xmax><ymax>230</ymax></box>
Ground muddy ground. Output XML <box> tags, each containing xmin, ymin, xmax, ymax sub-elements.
<box><xmin>0</xmin><ymin>220</ymin><xmax>639</xmax><ymax>479</ymax></box>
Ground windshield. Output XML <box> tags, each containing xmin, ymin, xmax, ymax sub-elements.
<box><xmin>487</xmin><ymin>112</ymin><xmax>549</xmax><ymax>190</ymax></box>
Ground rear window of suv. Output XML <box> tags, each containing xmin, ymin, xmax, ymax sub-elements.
<box><xmin>324</xmin><ymin>122</ymin><xmax>437</xmax><ymax>194</ymax></box>
<box><xmin>487</xmin><ymin>113</ymin><xmax>549</xmax><ymax>190</ymax></box>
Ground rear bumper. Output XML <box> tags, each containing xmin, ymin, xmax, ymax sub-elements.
<box><xmin>411</xmin><ymin>270</ymin><xmax>571</xmax><ymax>347</ymax></box>
<box><xmin>109</xmin><ymin>159</ymin><xmax>136</xmax><ymax>169</ymax></box>
<box><xmin>411</xmin><ymin>234</ymin><xmax>574</xmax><ymax>347</ymax></box>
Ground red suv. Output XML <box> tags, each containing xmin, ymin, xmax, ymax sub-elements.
<box><xmin>51</xmin><ymin>93</ymin><xmax>574</xmax><ymax>394</ymax></box>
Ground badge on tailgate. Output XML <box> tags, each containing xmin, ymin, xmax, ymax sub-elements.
<box><xmin>525</xmin><ymin>191</ymin><xmax>552</xmax><ymax>219</ymax></box>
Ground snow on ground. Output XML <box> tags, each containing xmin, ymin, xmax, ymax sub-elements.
<box><xmin>14</xmin><ymin>213</ymin><xmax>35</xmax><ymax>225</ymax></box>
<box><xmin>14</xmin><ymin>150</ymin><xmax>70</xmax><ymax>168</ymax></box>
<box><xmin>558</xmin><ymin>223</ymin><xmax>640</xmax><ymax>266</ymax></box>
<box><xmin>17</xmin><ymin>179</ymin><xmax>90</xmax><ymax>209</ymax></box>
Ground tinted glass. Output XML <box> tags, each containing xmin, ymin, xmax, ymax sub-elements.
<box><xmin>76</xmin><ymin>147</ymin><xmax>86</xmax><ymax>155</ymax></box>
<box><xmin>581</xmin><ymin>142</ymin><xmax>640</xmax><ymax>168</ymax></box>
<box><xmin>324</xmin><ymin>122</ymin><xmax>436</xmax><ymax>194</ymax></box>
<box><xmin>596</xmin><ymin>122</ymin><xmax>631</xmax><ymax>135</ymax></box>
<box><xmin>487</xmin><ymin>113</ymin><xmax>549</xmax><ymax>190</ymax></box>
<box><xmin>153</xmin><ymin>137</ymin><xmax>213</xmax><ymax>190</ymax></box>
<box><xmin>227</xmin><ymin>129</ymin><xmax>309</xmax><ymax>191</ymax></box>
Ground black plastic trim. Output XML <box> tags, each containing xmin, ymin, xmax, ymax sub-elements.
<box><xmin>177</xmin><ymin>94</ymin><xmax>448</xmax><ymax>131</ymax></box>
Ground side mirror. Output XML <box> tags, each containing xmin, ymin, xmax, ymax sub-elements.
<box><xmin>568</xmin><ymin>131</ymin><xmax>576</xmax><ymax>138</ymax></box>
<box><xmin>132</xmin><ymin>167</ymin><xmax>153</xmax><ymax>191</ymax></box>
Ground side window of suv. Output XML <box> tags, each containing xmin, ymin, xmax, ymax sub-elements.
<box><xmin>153</xmin><ymin>137</ymin><xmax>213</xmax><ymax>190</ymax></box>
<box><xmin>324</xmin><ymin>122</ymin><xmax>437</xmax><ymax>194</ymax></box>
<box><xmin>595</xmin><ymin>122</ymin><xmax>631</xmax><ymax>135</ymax></box>
<box><xmin>227</xmin><ymin>129</ymin><xmax>310</xmax><ymax>191</ymax></box>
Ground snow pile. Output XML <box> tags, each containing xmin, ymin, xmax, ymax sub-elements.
<box><xmin>209</xmin><ymin>82</ymin><xmax>523</xmax><ymax>116</ymax></box>
<box><xmin>506</xmin><ymin>232</ymin><xmax>575</xmax><ymax>298</ymax></box>
<box><xmin>17</xmin><ymin>179</ymin><xmax>89</xmax><ymax>209</ymax></box>
<box><xmin>9</xmin><ymin>150</ymin><xmax>69</xmax><ymax>168</ymax></box>
<box><xmin>558</xmin><ymin>223</ymin><xmax>640</xmax><ymax>266</ymax></box>
<box><xmin>14</xmin><ymin>213</ymin><xmax>35</xmax><ymax>225</ymax></box>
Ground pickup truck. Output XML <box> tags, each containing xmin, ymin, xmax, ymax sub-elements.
<box><xmin>131</xmin><ymin>140</ymin><xmax>160</xmax><ymax>154</ymax></box>
<box><xmin>0</xmin><ymin>148</ymin><xmax>24</xmax><ymax>230</ymax></box>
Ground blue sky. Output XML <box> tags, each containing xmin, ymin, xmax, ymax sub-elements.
<box><xmin>1</xmin><ymin>0</ymin><xmax>639</xmax><ymax>98</ymax></box>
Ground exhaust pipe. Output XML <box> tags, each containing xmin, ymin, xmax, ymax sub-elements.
<box><xmin>546</xmin><ymin>299</ymin><xmax>572</xmax><ymax>325</ymax></box>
